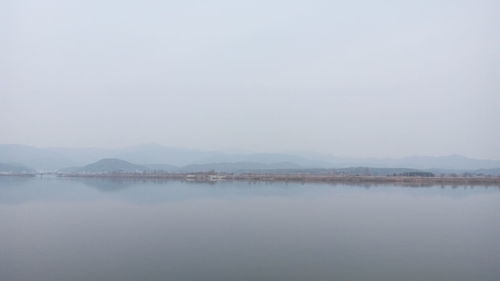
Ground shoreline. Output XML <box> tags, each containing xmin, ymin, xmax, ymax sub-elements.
<box><xmin>51</xmin><ymin>173</ymin><xmax>500</xmax><ymax>186</ymax></box>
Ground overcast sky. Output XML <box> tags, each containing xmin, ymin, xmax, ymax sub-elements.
<box><xmin>1</xmin><ymin>0</ymin><xmax>499</xmax><ymax>159</ymax></box>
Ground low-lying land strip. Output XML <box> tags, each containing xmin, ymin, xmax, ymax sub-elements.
<box><xmin>56</xmin><ymin>172</ymin><xmax>500</xmax><ymax>186</ymax></box>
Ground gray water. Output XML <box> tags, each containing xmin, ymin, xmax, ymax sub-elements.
<box><xmin>1</xmin><ymin>176</ymin><xmax>499</xmax><ymax>281</ymax></box>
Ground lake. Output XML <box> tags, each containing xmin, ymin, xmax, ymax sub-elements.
<box><xmin>1</xmin><ymin>176</ymin><xmax>499</xmax><ymax>281</ymax></box>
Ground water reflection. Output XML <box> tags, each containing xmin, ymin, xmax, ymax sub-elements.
<box><xmin>0</xmin><ymin>177</ymin><xmax>499</xmax><ymax>281</ymax></box>
<box><xmin>75</xmin><ymin>177</ymin><xmax>136</xmax><ymax>192</ymax></box>
<box><xmin>0</xmin><ymin>176</ymin><xmax>498</xmax><ymax>205</ymax></box>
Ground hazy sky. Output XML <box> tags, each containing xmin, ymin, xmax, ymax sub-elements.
<box><xmin>2</xmin><ymin>0</ymin><xmax>499</xmax><ymax>159</ymax></box>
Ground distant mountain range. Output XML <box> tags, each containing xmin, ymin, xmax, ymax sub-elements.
<box><xmin>1</xmin><ymin>144</ymin><xmax>500</xmax><ymax>172</ymax></box>
<box><xmin>61</xmin><ymin>159</ymin><xmax>304</xmax><ymax>174</ymax></box>
<box><xmin>58</xmin><ymin>158</ymin><xmax>500</xmax><ymax>177</ymax></box>
<box><xmin>0</xmin><ymin>162</ymin><xmax>36</xmax><ymax>174</ymax></box>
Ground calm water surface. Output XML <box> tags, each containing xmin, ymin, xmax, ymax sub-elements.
<box><xmin>1</xmin><ymin>176</ymin><xmax>499</xmax><ymax>281</ymax></box>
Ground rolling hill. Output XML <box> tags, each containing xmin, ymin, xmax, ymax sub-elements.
<box><xmin>60</xmin><ymin>159</ymin><xmax>148</xmax><ymax>173</ymax></box>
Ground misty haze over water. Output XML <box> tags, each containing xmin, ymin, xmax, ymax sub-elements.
<box><xmin>2</xmin><ymin>0</ymin><xmax>500</xmax><ymax>280</ymax></box>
